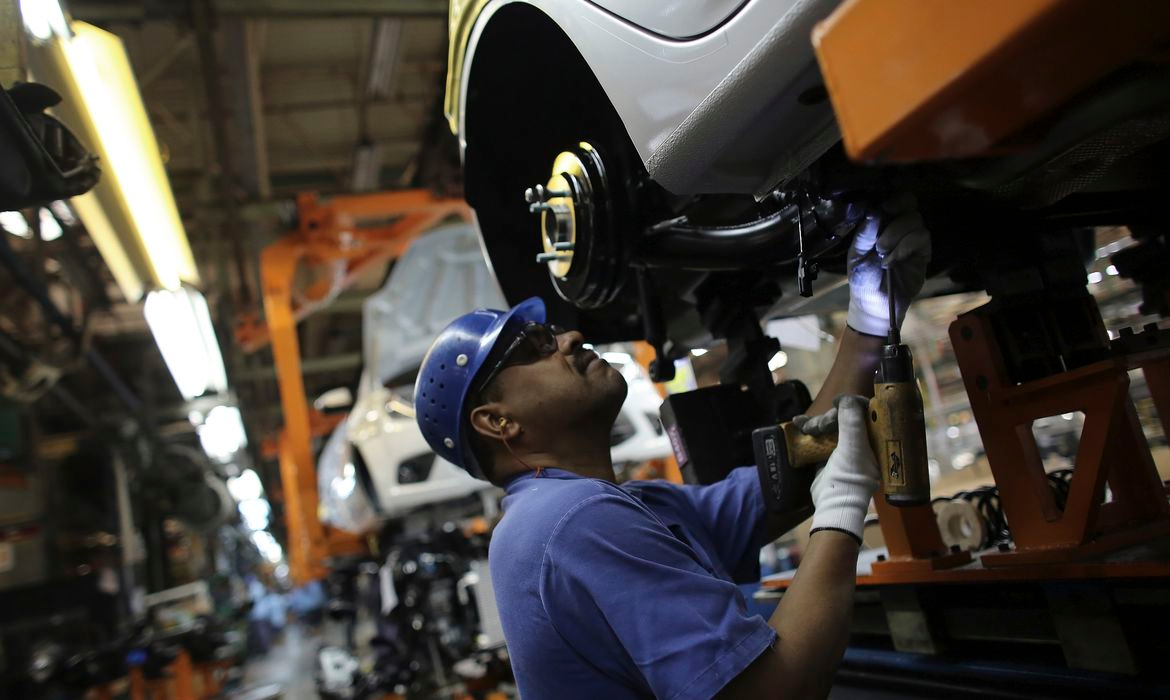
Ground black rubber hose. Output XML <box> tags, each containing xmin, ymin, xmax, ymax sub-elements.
<box><xmin>635</xmin><ymin>201</ymin><xmax>852</xmax><ymax>271</ymax></box>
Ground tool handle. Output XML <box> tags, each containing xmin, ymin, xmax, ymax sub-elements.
<box><xmin>869</xmin><ymin>382</ymin><xmax>930</xmax><ymax>506</ymax></box>
<box><xmin>752</xmin><ymin>425</ymin><xmax>814</xmax><ymax>513</ymax></box>
<box><xmin>782</xmin><ymin>421</ymin><xmax>838</xmax><ymax>468</ymax></box>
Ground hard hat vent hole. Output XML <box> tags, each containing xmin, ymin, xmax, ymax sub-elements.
<box><xmin>440</xmin><ymin>364</ymin><xmax>446</xmax><ymax>370</ymax></box>
<box><xmin>429</xmin><ymin>378</ymin><xmax>434</xmax><ymax>384</ymax></box>
<box><xmin>439</xmin><ymin>383</ymin><xmax>445</xmax><ymax>389</ymax></box>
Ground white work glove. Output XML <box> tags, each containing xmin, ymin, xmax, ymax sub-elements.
<box><xmin>800</xmin><ymin>395</ymin><xmax>880</xmax><ymax>543</ymax></box>
<box><xmin>846</xmin><ymin>194</ymin><xmax>931</xmax><ymax>337</ymax></box>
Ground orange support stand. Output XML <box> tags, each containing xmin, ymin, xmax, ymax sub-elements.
<box><xmin>244</xmin><ymin>190</ymin><xmax>473</xmax><ymax>584</ymax></box>
<box><xmin>950</xmin><ymin>312</ymin><xmax>1170</xmax><ymax>567</ymax></box>
<box><xmin>869</xmin><ymin>498</ymin><xmax>972</xmax><ymax>575</ymax></box>
<box><xmin>172</xmin><ymin>650</ymin><xmax>196</xmax><ymax>700</ymax></box>
<box><xmin>127</xmin><ymin>668</ymin><xmax>145</xmax><ymax>700</ymax></box>
<box><xmin>634</xmin><ymin>341</ymin><xmax>684</xmax><ymax>484</ymax></box>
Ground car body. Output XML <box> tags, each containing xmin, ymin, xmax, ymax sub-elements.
<box><xmin>449</xmin><ymin>0</ymin><xmax>1170</xmax><ymax>352</ymax></box>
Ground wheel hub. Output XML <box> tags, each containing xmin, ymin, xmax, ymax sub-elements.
<box><xmin>524</xmin><ymin>142</ymin><xmax>625</xmax><ymax>309</ymax></box>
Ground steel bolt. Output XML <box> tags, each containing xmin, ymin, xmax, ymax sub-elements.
<box><xmin>455</xmin><ymin>354</ymin><xmax>468</xmax><ymax>367</ymax></box>
<box><xmin>443</xmin><ymin>437</ymin><xmax>455</xmax><ymax>449</ymax></box>
<box><xmin>529</xmin><ymin>202</ymin><xmax>553</xmax><ymax>214</ymax></box>
<box><xmin>536</xmin><ymin>252</ymin><xmax>570</xmax><ymax>263</ymax></box>
<box><xmin>553</xmin><ymin>241</ymin><xmax>574</xmax><ymax>251</ymax></box>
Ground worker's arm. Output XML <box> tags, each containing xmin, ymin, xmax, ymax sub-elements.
<box><xmin>806</xmin><ymin>327</ymin><xmax>883</xmax><ymax>414</ymax></box>
<box><xmin>719</xmin><ymin>395</ymin><xmax>880</xmax><ymax>699</ymax></box>
<box><xmin>807</xmin><ymin>199</ymin><xmax>930</xmax><ymax>417</ymax></box>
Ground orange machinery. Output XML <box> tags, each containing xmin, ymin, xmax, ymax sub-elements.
<box><xmin>236</xmin><ymin>190</ymin><xmax>473</xmax><ymax>584</ymax></box>
<box><xmin>762</xmin><ymin>0</ymin><xmax>1170</xmax><ymax>595</ymax></box>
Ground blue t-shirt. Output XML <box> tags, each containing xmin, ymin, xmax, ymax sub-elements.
<box><xmin>490</xmin><ymin>466</ymin><xmax>775</xmax><ymax>699</ymax></box>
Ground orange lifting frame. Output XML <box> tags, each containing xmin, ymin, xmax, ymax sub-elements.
<box><xmin>765</xmin><ymin>308</ymin><xmax>1170</xmax><ymax>590</ymax></box>
<box><xmin>242</xmin><ymin>190</ymin><xmax>473</xmax><ymax>584</ymax></box>
<box><xmin>812</xmin><ymin>0</ymin><xmax>1170</xmax><ymax>162</ymax></box>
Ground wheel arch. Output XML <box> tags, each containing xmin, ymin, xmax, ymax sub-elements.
<box><xmin>459</xmin><ymin>3</ymin><xmax>644</xmax><ymax>341</ymax></box>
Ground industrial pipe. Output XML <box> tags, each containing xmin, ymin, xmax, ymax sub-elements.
<box><xmin>635</xmin><ymin>201</ymin><xmax>852</xmax><ymax>271</ymax></box>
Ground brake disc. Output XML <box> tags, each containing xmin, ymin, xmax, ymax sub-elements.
<box><xmin>524</xmin><ymin>142</ymin><xmax>626</xmax><ymax>310</ymax></box>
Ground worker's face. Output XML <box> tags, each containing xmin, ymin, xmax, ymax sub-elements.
<box><xmin>485</xmin><ymin>326</ymin><xmax>628</xmax><ymax>437</ymax></box>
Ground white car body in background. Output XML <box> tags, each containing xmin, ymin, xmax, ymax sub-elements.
<box><xmin>319</xmin><ymin>224</ymin><xmax>674</xmax><ymax>534</ymax></box>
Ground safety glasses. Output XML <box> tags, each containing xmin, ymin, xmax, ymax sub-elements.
<box><xmin>474</xmin><ymin>321</ymin><xmax>566</xmax><ymax>395</ymax></box>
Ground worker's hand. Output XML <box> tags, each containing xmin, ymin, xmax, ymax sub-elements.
<box><xmin>806</xmin><ymin>395</ymin><xmax>880</xmax><ymax>543</ymax></box>
<box><xmin>792</xmin><ymin>408</ymin><xmax>837</xmax><ymax>438</ymax></box>
<box><xmin>846</xmin><ymin>193</ymin><xmax>931</xmax><ymax>337</ymax></box>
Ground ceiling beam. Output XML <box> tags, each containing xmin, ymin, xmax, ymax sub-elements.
<box><xmin>224</xmin><ymin>19</ymin><xmax>271</xmax><ymax>199</ymax></box>
<box><xmin>72</xmin><ymin>0</ymin><xmax>447</xmax><ymax>21</ymax></box>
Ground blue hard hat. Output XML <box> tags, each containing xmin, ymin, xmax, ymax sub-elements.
<box><xmin>415</xmin><ymin>297</ymin><xmax>546</xmax><ymax>479</ymax></box>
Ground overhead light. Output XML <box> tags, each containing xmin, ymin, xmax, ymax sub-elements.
<box><xmin>690</xmin><ymin>348</ymin><xmax>708</xmax><ymax>357</ymax></box>
<box><xmin>1105</xmin><ymin>265</ymin><xmax>1119</xmax><ymax>276</ymax></box>
<box><xmin>0</xmin><ymin>211</ymin><xmax>31</xmax><ymax>239</ymax></box>
<box><xmin>1087</xmin><ymin>271</ymin><xmax>1103</xmax><ymax>285</ymax></box>
<box><xmin>238</xmin><ymin>498</ymin><xmax>271</xmax><ymax>531</ymax></box>
<box><xmin>227</xmin><ymin>468</ymin><xmax>264</xmax><ymax>502</ymax></box>
<box><xmin>26</xmin><ymin>21</ymin><xmax>199</xmax><ymax>300</ymax></box>
<box><xmin>144</xmin><ymin>287</ymin><xmax>227</xmax><ymax>399</ymax></box>
<box><xmin>19</xmin><ymin>0</ymin><xmax>70</xmax><ymax>42</ymax></box>
<box><xmin>366</xmin><ymin>18</ymin><xmax>403</xmax><ymax>99</ymax></box>
<box><xmin>351</xmin><ymin>139</ymin><xmax>382</xmax><ymax>192</ymax></box>
<box><xmin>69</xmin><ymin>192</ymin><xmax>143</xmax><ymax>301</ymax></box>
<box><xmin>48</xmin><ymin>200</ymin><xmax>77</xmax><ymax>226</ymax></box>
<box><xmin>768</xmin><ymin>350</ymin><xmax>789</xmax><ymax>371</ymax></box>
<box><xmin>250</xmin><ymin>530</ymin><xmax>284</xmax><ymax>564</ymax></box>
<box><xmin>199</xmin><ymin>405</ymin><xmax>248</xmax><ymax>463</ymax></box>
<box><xmin>38</xmin><ymin>208</ymin><xmax>62</xmax><ymax>242</ymax></box>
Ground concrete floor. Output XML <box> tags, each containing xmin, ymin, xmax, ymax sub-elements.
<box><xmin>242</xmin><ymin>625</ymin><xmax>319</xmax><ymax>700</ymax></box>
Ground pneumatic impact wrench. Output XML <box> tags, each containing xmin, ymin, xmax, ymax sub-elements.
<box><xmin>753</xmin><ymin>267</ymin><xmax>930</xmax><ymax>513</ymax></box>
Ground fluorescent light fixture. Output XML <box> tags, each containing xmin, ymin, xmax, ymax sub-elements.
<box><xmin>49</xmin><ymin>200</ymin><xmax>77</xmax><ymax>226</ymax></box>
<box><xmin>690</xmin><ymin>348</ymin><xmax>708</xmax><ymax>357</ymax></box>
<box><xmin>38</xmin><ymin>208</ymin><xmax>62</xmax><ymax>242</ymax></box>
<box><xmin>19</xmin><ymin>0</ymin><xmax>70</xmax><ymax>41</ymax></box>
<box><xmin>70</xmin><ymin>192</ymin><xmax>144</xmax><ymax>301</ymax></box>
<box><xmin>238</xmin><ymin>498</ymin><xmax>271</xmax><ymax>531</ymax></box>
<box><xmin>768</xmin><ymin>350</ymin><xmax>789</xmax><ymax>371</ymax></box>
<box><xmin>250</xmin><ymin>530</ymin><xmax>283</xmax><ymax>564</ymax></box>
<box><xmin>227</xmin><ymin>468</ymin><xmax>264</xmax><ymax>502</ymax></box>
<box><xmin>60</xmin><ymin>24</ymin><xmax>197</xmax><ymax>290</ymax></box>
<box><xmin>367</xmin><ymin>18</ymin><xmax>403</xmax><ymax>99</ymax></box>
<box><xmin>144</xmin><ymin>287</ymin><xmax>227</xmax><ymax>399</ymax></box>
<box><xmin>1105</xmin><ymin>265</ymin><xmax>1119</xmax><ymax>276</ymax></box>
<box><xmin>0</xmin><ymin>211</ymin><xmax>31</xmax><ymax>239</ymax></box>
<box><xmin>1087</xmin><ymin>271</ymin><xmax>1103</xmax><ymax>285</ymax></box>
<box><xmin>27</xmin><ymin>21</ymin><xmax>199</xmax><ymax>298</ymax></box>
<box><xmin>199</xmin><ymin>405</ymin><xmax>248</xmax><ymax>464</ymax></box>
<box><xmin>351</xmin><ymin>140</ymin><xmax>382</xmax><ymax>192</ymax></box>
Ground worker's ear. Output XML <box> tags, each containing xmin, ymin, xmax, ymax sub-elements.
<box><xmin>468</xmin><ymin>403</ymin><xmax>521</xmax><ymax>443</ymax></box>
